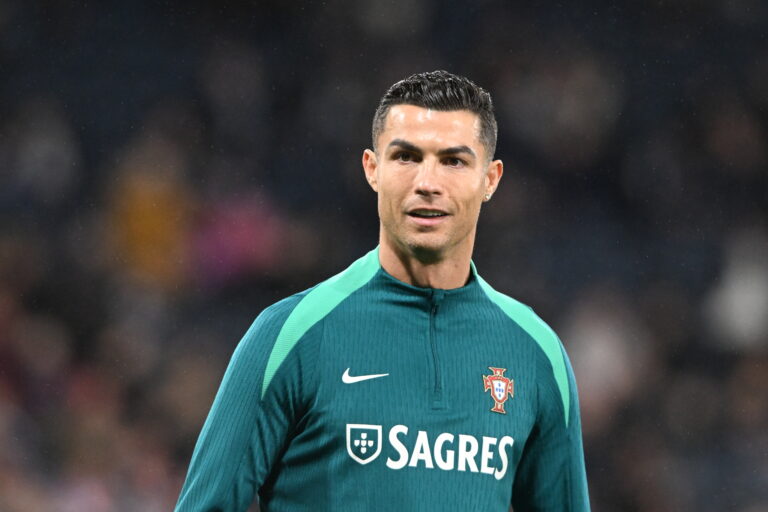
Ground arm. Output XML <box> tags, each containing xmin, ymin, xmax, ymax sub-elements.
<box><xmin>512</xmin><ymin>343</ymin><xmax>590</xmax><ymax>511</ymax></box>
<box><xmin>175</xmin><ymin>302</ymin><xmax>305</xmax><ymax>511</ymax></box>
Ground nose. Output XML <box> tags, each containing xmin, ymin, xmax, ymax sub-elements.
<box><xmin>414</xmin><ymin>158</ymin><xmax>442</xmax><ymax>198</ymax></box>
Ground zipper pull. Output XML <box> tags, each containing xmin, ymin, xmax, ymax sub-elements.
<box><xmin>430</xmin><ymin>290</ymin><xmax>444</xmax><ymax>314</ymax></box>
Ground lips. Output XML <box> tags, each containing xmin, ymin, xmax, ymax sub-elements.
<box><xmin>407</xmin><ymin>208</ymin><xmax>449</xmax><ymax>218</ymax></box>
<box><xmin>406</xmin><ymin>207</ymin><xmax>450</xmax><ymax>226</ymax></box>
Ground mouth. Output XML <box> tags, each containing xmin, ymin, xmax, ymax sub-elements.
<box><xmin>408</xmin><ymin>208</ymin><xmax>449</xmax><ymax>219</ymax></box>
<box><xmin>406</xmin><ymin>208</ymin><xmax>450</xmax><ymax>226</ymax></box>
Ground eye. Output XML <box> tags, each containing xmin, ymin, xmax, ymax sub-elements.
<box><xmin>442</xmin><ymin>156</ymin><xmax>465</xmax><ymax>168</ymax></box>
<box><xmin>393</xmin><ymin>151</ymin><xmax>419</xmax><ymax>163</ymax></box>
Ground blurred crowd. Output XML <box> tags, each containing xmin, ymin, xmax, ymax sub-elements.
<box><xmin>1</xmin><ymin>1</ymin><xmax>767</xmax><ymax>510</ymax></box>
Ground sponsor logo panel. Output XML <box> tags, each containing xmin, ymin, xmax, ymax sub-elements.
<box><xmin>345</xmin><ymin>423</ymin><xmax>514</xmax><ymax>481</ymax></box>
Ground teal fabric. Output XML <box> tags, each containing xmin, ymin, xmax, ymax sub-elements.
<box><xmin>475</xmin><ymin>273</ymin><xmax>570</xmax><ymax>426</ymax></box>
<box><xmin>262</xmin><ymin>247</ymin><xmax>380</xmax><ymax>398</ymax></box>
<box><xmin>176</xmin><ymin>249</ymin><xmax>590</xmax><ymax>511</ymax></box>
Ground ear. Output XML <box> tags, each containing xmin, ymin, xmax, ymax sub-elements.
<box><xmin>362</xmin><ymin>149</ymin><xmax>379</xmax><ymax>192</ymax></box>
<box><xmin>483</xmin><ymin>159</ymin><xmax>503</xmax><ymax>201</ymax></box>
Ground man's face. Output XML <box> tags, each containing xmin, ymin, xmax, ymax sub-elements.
<box><xmin>363</xmin><ymin>105</ymin><xmax>502</xmax><ymax>259</ymax></box>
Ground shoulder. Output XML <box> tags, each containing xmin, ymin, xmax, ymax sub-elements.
<box><xmin>254</xmin><ymin>249</ymin><xmax>381</xmax><ymax>398</ymax></box>
<box><xmin>475</xmin><ymin>274</ymin><xmax>573</xmax><ymax>426</ymax></box>
<box><xmin>250</xmin><ymin>247</ymin><xmax>381</xmax><ymax>341</ymax></box>
<box><xmin>475</xmin><ymin>274</ymin><xmax>561</xmax><ymax>356</ymax></box>
<box><xmin>262</xmin><ymin>247</ymin><xmax>380</xmax><ymax>342</ymax></box>
<box><xmin>250</xmin><ymin>291</ymin><xmax>309</xmax><ymax>334</ymax></box>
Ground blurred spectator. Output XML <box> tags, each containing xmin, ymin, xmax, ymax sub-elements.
<box><xmin>498</xmin><ymin>42</ymin><xmax>624</xmax><ymax>171</ymax></box>
<box><xmin>105</xmin><ymin>132</ymin><xmax>194</xmax><ymax>292</ymax></box>
<box><xmin>0</xmin><ymin>97</ymin><xmax>81</xmax><ymax>215</ymax></box>
<box><xmin>562</xmin><ymin>285</ymin><xmax>655</xmax><ymax>438</ymax></box>
<box><xmin>704</xmin><ymin>226</ymin><xmax>768</xmax><ymax>350</ymax></box>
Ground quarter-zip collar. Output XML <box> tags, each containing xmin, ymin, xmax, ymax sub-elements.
<box><xmin>373</xmin><ymin>246</ymin><xmax>486</xmax><ymax>307</ymax></box>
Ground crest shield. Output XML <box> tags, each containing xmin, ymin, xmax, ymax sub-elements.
<box><xmin>346</xmin><ymin>424</ymin><xmax>382</xmax><ymax>465</ymax></box>
<box><xmin>483</xmin><ymin>367</ymin><xmax>515</xmax><ymax>414</ymax></box>
<box><xmin>493</xmin><ymin>380</ymin><xmax>507</xmax><ymax>401</ymax></box>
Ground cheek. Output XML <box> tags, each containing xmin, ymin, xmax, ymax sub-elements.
<box><xmin>460</xmin><ymin>194</ymin><xmax>486</xmax><ymax>228</ymax></box>
<box><xmin>462</xmin><ymin>199</ymin><xmax>483</xmax><ymax>223</ymax></box>
<box><xmin>457</xmin><ymin>183</ymin><xmax>484</xmax><ymax>213</ymax></box>
<box><xmin>377</xmin><ymin>182</ymin><xmax>401</xmax><ymax>220</ymax></box>
<box><xmin>378</xmin><ymin>177</ymin><xmax>405</xmax><ymax>205</ymax></box>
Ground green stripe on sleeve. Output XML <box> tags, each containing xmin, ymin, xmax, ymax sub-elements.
<box><xmin>475</xmin><ymin>273</ymin><xmax>571</xmax><ymax>426</ymax></box>
<box><xmin>261</xmin><ymin>247</ymin><xmax>381</xmax><ymax>398</ymax></box>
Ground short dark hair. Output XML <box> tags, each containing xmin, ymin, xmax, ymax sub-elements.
<box><xmin>372</xmin><ymin>70</ymin><xmax>498</xmax><ymax>161</ymax></box>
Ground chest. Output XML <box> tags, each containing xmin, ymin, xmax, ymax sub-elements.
<box><xmin>309</xmin><ymin>306</ymin><xmax>539</xmax><ymax>472</ymax></box>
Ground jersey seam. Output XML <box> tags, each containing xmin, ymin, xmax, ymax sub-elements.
<box><xmin>478</xmin><ymin>292</ymin><xmax>552</xmax><ymax>424</ymax></box>
<box><xmin>233</xmin><ymin>407</ymin><xmax>257</xmax><ymax>508</ymax></box>
<box><xmin>315</xmin><ymin>317</ymin><xmax>332</xmax><ymax>508</ymax></box>
<box><xmin>310</xmin><ymin>317</ymin><xmax>327</xmax><ymax>415</ymax></box>
<box><xmin>475</xmin><ymin>280</ymin><xmax>571</xmax><ymax>427</ymax></box>
<box><xmin>534</xmin><ymin>342</ymin><xmax>541</xmax><ymax>425</ymax></box>
<box><xmin>260</xmin><ymin>248</ymin><xmax>380</xmax><ymax>398</ymax></box>
<box><xmin>535</xmin><ymin>346</ymin><xmax>564</xmax><ymax>421</ymax></box>
<box><xmin>253</xmin><ymin>334</ymin><xmax>312</xmax><ymax>509</ymax></box>
<box><xmin>261</xmin><ymin>276</ymin><xmax>375</xmax><ymax>408</ymax></box>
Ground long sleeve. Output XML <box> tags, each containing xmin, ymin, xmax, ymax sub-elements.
<box><xmin>512</xmin><ymin>342</ymin><xmax>590</xmax><ymax>511</ymax></box>
<box><xmin>175</xmin><ymin>299</ymin><xmax>306</xmax><ymax>512</ymax></box>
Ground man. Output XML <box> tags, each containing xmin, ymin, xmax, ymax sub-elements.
<box><xmin>176</xmin><ymin>70</ymin><xmax>590</xmax><ymax>511</ymax></box>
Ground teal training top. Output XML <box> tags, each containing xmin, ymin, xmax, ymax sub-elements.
<box><xmin>176</xmin><ymin>248</ymin><xmax>590</xmax><ymax>511</ymax></box>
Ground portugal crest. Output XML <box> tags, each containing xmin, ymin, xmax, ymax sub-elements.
<box><xmin>483</xmin><ymin>367</ymin><xmax>514</xmax><ymax>414</ymax></box>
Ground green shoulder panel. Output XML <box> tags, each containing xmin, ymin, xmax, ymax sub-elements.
<box><xmin>261</xmin><ymin>248</ymin><xmax>381</xmax><ymax>398</ymax></box>
<box><xmin>475</xmin><ymin>273</ymin><xmax>571</xmax><ymax>427</ymax></box>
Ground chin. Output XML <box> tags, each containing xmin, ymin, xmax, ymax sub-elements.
<box><xmin>402</xmin><ymin>235</ymin><xmax>451</xmax><ymax>262</ymax></box>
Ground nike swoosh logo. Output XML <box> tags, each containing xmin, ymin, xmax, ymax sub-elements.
<box><xmin>342</xmin><ymin>368</ymin><xmax>389</xmax><ymax>384</ymax></box>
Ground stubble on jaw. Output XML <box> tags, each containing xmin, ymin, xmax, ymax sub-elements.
<box><xmin>385</xmin><ymin>222</ymin><xmax>466</xmax><ymax>266</ymax></box>
<box><xmin>408</xmin><ymin>244</ymin><xmax>446</xmax><ymax>265</ymax></box>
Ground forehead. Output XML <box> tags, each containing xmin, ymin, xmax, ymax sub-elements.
<box><xmin>379</xmin><ymin>105</ymin><xmax>482</xmax><ymax>152</ymax></box>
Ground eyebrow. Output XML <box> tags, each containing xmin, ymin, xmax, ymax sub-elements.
<box><xmin>387</xmin><ymin>139</ymin><xmax>476</xmax><ymax>159</ymax></box>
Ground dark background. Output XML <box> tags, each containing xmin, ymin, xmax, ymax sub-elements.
<box><xmin>1</xmin><ymin>1</ymin><xmax>767</xmax><ymax>510</ymax></box>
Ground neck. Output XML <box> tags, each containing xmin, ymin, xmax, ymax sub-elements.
<box><xmin>378</xmin><ymin>233</ymin><xmax>474</xmax><ymax>290</ymax></box>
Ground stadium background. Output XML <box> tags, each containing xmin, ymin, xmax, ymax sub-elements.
<box><xmin>1</xmin><ymin>1</ymin><xmax>767</xmax><ymax>510</ymax></box>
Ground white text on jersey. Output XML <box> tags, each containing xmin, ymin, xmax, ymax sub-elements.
<box><xmin>346</xmin><ymin>423</ymin><xmax>514</xmax><ymax>480</ymax></box>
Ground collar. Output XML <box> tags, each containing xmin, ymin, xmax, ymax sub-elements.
<box><xmin>372</xmin><ymin>246</ymin><xmax>484</xmax><ymax>303</ymax></box>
